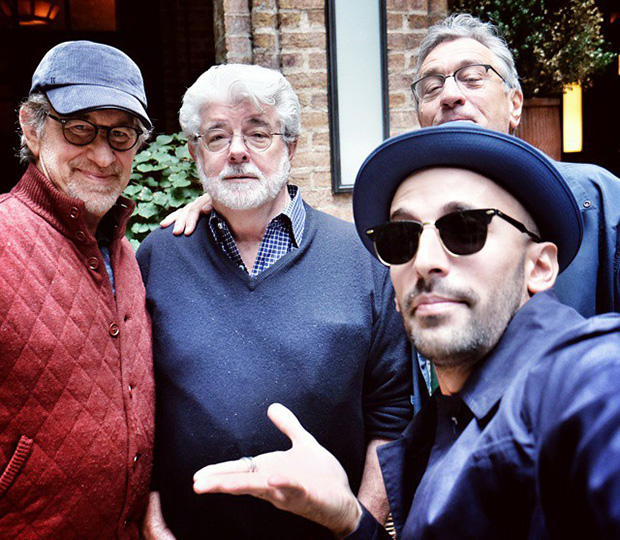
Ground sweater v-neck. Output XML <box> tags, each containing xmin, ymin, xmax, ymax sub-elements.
<box><xmin>201</xmin><ymin>202</ymin><xmax>317</xmax><ymax>290</ymax></box>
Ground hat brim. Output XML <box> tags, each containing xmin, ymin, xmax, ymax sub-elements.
<box><xmin>352</xmin><ymin>122</ymin><xmax>582</xmax><ymax>272</ymax></box>
<box><xmin>46</xmin><ymin>84</ymin><xmax>152</xmax><ymax>130</ymax></box>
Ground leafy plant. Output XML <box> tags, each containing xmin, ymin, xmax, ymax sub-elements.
<box><xmin>449</xmin><ymin>0</ymin><xmax>615</xmax><ymax>97</ymax></box>
<box><xmin>123</xmin><ymin>132</ymin><xmax>202</xmax><ymax>249</ymax></box>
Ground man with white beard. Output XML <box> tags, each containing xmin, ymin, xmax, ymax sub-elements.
<box><xmin>136</xmin><ymin>64</ymin><xmax>413</xmax><ymax>540</ymax></box>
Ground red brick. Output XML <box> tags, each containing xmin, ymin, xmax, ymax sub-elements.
<box><xmin>387</xmin><ymin>13</ymin><xmax>404</xmax><ymax>30</ymax></box>
<box><xmin>309</xmin><ymin>51</ymin><xmax>326</xmax><ymax>69</ymax></box>
<box><xmin>307</xmin><ymin>9</ymin><xmax>325</xmax><ymax>27</ymax></box>
<box><xmin>279</xmin><ymin>0</ymin><xmax>323</xmax><ymax>9</ymax></box>
<box><xmin>386</xmin><ymin>0</ymin><xmax>426</xmax><ymax>10</ymax></box>
<box><xmin>280</xmin><ymin>31</ymin><xmax>325</xmax><ymax>49</ymax></box>
<box><xmin>280</xmin><ymin>11</ymin><xmax>301</xmax><ymax>27</ymax></box>
<box><xmin>302</xmin><ymin>110</ymin><xmax>329</xmax><ymax>128</ymax></box>
<box><xmin>388</xmin><ymin>51</ymin><xmax>406</xmax><ymax>69</ymax></box>
<box><xmin>310</xmin><ymin>92</ymin><xmax>328</xmax><ymax>108</ymax></box>
<box><xmin>408</xmin><ymin>13</ymin><xmax>430</xmax><ymax>30</ymax></box>
<box><xmin>251</xmin><ymin>10</ymin><xmax>277</xmax><ymax>28</ymax></box>
<box><xmin>281</xmin><ymin>52</ymin><xmax>305</xmax><ymax>68</ymax></box>
<box><xmin>253</xmin><ymin>32</ymin><xmax>276</xmax><ymax>48</ymax></box>
<box><xmin>293</xmin><ymin>150</ymin><xmax>330</xmax><ymax>168</ymax></box>
<box><xmin>252</xmin><ymin>0</ymin><xmax>277</xmax><ymax>8</ymax></box>
<box><xmin>389</xmin><ymin>92</ymin><xmax>407</xmax><ymax>108</ymax></box>
<box><xmin>286</xmin><ymin>71</ymin><xmax>328</xmax><ymax>90</ymax></box>
<box><xmin>224</xmin><ymin>0</ymin><xmax>251</xmax><ymax>15</ymax></box>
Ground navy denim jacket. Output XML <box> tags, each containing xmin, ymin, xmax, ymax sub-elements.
<box><xmin>347</xmin><ymin>292</ymin><xmax>620</xmax><ymax>539</ymax></box>
<box><xmin>553</xmin><ymin>161</ymin><xmax>620</xmax><ymax>316</ymax></box>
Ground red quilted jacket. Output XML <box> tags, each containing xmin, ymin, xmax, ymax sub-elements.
<box><xmin>0</xmin><ymin>165</ymin><xmax>154</xmax><ymax>539</ymax></box>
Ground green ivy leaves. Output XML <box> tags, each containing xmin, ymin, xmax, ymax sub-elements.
<box><xmin>122</xmin><ymin>132</ymin><xmax>203</xmax><ymax>249</ymax></box>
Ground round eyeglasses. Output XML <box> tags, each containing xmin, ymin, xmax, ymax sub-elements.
<box><xmin>196</xmin><ymin>130</ymin><xmax>283</xmax><ymax>153</ymax></box>
<box><xmin>411</xmin><ymin>64</ymin><xmax>506</xmax><ymax>102</ymax></box>
<box><xmin>366</xmin><ymin>208</ymin><xmax>541</xmax><ymax>267</ymax></box>
<box><xmin>47</xmin><ymin>113</ymin><xmax>143</xmax><ymax>152</ymax></box>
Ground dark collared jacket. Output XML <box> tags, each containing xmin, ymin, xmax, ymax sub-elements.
<box><xmin>348</xmin><ymin>292</ymin><xmax>620</xmax><ymax>539</ymax></box>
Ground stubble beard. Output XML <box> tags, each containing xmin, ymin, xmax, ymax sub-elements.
<box><xmin>404</xmin><ymin>255</ymin><xmax>526</xmax><ymax>370</ymax></box>
<box><xmin>49</xmin><ymin>155</ymin><xmax>126</xmax><ymax>218</ymax></box>
<box><xmin>198</xmin><ymin>150</ymin><xmax>291</xmax><ymax>211</ymax></box>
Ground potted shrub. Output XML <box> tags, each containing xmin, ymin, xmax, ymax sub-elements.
<box><xmin>123</xmin><ymin>132</ymin><xmax>202</xmax><ymax>249</ymax></box>
<box><xmin>449</xmin><ymin>0</ymin><xmax>614</xmax><ymax>158</ymax></box>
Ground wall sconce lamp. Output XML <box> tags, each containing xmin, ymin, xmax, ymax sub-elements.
<box><xmin>562</xmin><ymin>83</ymin><xmax>583</xmax><ymax>153</ymax></box>
<box><xmin>0</xmin><ymin>0</ymin><xmax>62</xmax><ymax>26</ymax></box>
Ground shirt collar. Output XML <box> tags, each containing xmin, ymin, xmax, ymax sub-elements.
<box><xmin>281</xmin><ymin>184</ymin><xmax>305</xmax><ymax>247</ymax></box>
<box><xmin>208</xmin><ymin>184</ymin><xmax>305</xmax><ymax>247</ymax></box>
<box><xmin>458</xmin><ymin>291</ymin><xmax>577</xmax><ymax>421</ymax></box>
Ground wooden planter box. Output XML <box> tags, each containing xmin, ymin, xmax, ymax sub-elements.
<box><xmin>516</xmin><ymin>97</ymin><xmax>561</xmax><ymax>161</ymax></box>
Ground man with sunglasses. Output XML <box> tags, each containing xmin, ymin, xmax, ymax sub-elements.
<box><xmin>0</xmin><ymin>41</ymin><xmax>154</xmax><ymax>539</ymax></box>
<box><xmin>137</xmin><ymin>64</ymin><xmax>412</xmax><ymax>539</ymax></box>
<box><xmin>191</xmin><ymin>122</ymin><xmax>620</xmax><ymax>539</ymax></box>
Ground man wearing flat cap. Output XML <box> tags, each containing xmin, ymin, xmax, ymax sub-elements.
<box><xmin>191</xmin><ymin>123</ymin><xmax>620</xmax><ymax>538</ymax></box>
<box><xmin>0</xmin><ymin>41</ymin><xmax>154</xmax><ymax>539</ymax></box>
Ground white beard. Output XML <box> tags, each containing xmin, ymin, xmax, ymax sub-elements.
<box><xmin>198</xmin><ymin>150</ymin><xmax>291</xmax><ymax>210</ymax></box>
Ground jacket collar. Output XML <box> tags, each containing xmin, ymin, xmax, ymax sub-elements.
<box><xmin>11</xmin><ymin>163</ymin><xmax>135</xmax><ymax>245</ymax></box>
<box><xmin>378</xmin><ymin>291</ymin><xmax>584</xmax><ymax>535</ymax></box>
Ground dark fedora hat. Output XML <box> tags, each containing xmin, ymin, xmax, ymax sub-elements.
<box><xmin>353</xmin><ymin>122</ymin><xmax>582</xmax><ymax>272</ymax></box>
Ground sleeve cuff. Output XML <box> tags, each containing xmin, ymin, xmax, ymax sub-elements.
<box><xmin>344</xmin><ymin>505</ymin><xmax>392</xmax><ymax>540</ymax></box>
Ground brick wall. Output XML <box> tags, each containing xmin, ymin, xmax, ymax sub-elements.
<box><xmin>212</xmin><ymin>0</ymin><xmax>447</xmax><ymax>221</ymax></box>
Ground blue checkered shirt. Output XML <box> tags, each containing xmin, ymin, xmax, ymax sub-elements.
<box><xmin>208</xmin><ymin>184</ymin><xmax>306</xmax><ymax>276</ymax></box>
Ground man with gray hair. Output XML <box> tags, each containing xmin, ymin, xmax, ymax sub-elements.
<box><xmin>170</xmin><ymin>14</ymin><xmax>620</xmax><ymax>319</ymax></box>
<box><xmin>137</xmin><ymin>64</ymin><xmax>413</xmax><ymax>539</ymax></box>
<box><xmin>0</xmin><ymin>41</ymin><xmax>154</xmax><ymax>539</ymax></box>
<box><xmin>410</xmin><ymin>13</ymin><xmax>620</xmax><ymax>317</ymax></box>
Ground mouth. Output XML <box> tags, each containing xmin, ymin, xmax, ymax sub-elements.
<box><xmin>223</xmin><ymin>175</ymin><xmax>259</xmax><ymax>182</ymax></box>
<box><xmin>437</xmin><ymin>116</ymin><xmax>476</xmax><ymax>125</ymax></box>
<box><xmin>411</xmin><ymin>294</ymin><xmax>467</xmax><ymax>317</ymax></box>
<box><xmin>76</xmin><ymin>168</ymin><xmax>118</xmax><ymax>183</ymax></box>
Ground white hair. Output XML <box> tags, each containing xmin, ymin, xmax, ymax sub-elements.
<box><xmin>179</xmin><ymin>64</ymin><xmax>301</xmax><ymax>144</ymax></box>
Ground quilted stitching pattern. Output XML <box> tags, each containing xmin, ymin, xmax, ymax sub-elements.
<box><xmin>0</xmin><ymin>167</ymin><xmax>154</xmax><ymax>540</ymax></box>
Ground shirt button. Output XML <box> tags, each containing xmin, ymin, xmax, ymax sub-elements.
<box><xmin>69</xmin><ymin>207</ymin><xmax>80</xmax><ymax>219</ymax></box>
<box><xmin>133</xmin><ymin>453</ymin><xmax>140</xmax><ymax>463</ymax></box>
<box><xmin>75</xmin><ymin>230</ymin><xmax>86</xmax><ymax>242</ymax></box>
<box><xmin>583</xmin><ymin>200</ymin><xmax>591</xmax><ymax>208</ymax></box>
<box><xmin>88</xmin><ymin>257</ymin><xmax>100</xmax><ymax>270</ymax></box>
<box><xmin>109</xmin><ymin>323</ymin><xmax>120</xmax><ymax>337</ymax></box>
<box><xmin>128</xmin><ymin>384</ymin><xmax>134</xmax><ymax>395</ymax></box>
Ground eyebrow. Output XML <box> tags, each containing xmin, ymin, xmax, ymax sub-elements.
<box><xmin>420</xmin><ymin>61</ymin><xmax>483</xmax><ymax>77</ymax></box>
<box><xmin>205</xmin><ymin>117</ymin><xmax>271</xmax><ymax>131</ymax></box>
<box><xmin>389</xmin><ymin>201</ymin><xmax>477</xmax><ymax>221</ymax></box>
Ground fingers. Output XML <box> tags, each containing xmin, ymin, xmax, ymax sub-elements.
<box><xmin>193</xmin><ymin>457</ymin><xmax>256</xmax><ymax>484</ymax></box>
<box><xmin>160</xmin><ymin>209</ymin><xmax>181</xmax><ymax>229</ymax></box>
<box><xmin>267</xmin><ymin>403</ymin><xmax>316</xmax><ymax>446</ymax></box>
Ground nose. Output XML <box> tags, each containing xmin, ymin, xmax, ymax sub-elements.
<box><xmin>411</xmin><ymin>225</ymin><xmax>451</xmax><ymax>279</ymax></box>
<box><xmin>439</xmin><ymin>75</ymin><xmax>467</xmax><ymax>109</ymax></box>
<box><xmin>86</xmin><ymin>133</ymin><xmax>116</xmax><ymax>168</ymax></box>
<box><xmin>227</xmin><ymin>134</ymin><xmax>250</xmax><ymax>163</ymax></box>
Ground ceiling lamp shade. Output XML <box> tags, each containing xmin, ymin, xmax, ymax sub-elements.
<box><xmin>0</xmin><ymin>0</ymin><xmax>62</xmax><ymax>26</ymax></box>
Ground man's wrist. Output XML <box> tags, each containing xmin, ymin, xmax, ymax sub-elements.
<box><xmin>333</xmin><ymin>498</ymin><xmax>363</xmax><ymax>539</ymax></box>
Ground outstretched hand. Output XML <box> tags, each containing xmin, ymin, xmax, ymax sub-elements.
<box><xmin>193</xmin><ymin>403</ymin><xmax>362</xmax><ymax>538</ymax></box>
<box><xmin>160</xmin><ymin>193</ymin><xmax>213</xmax><ymax>236</ymax></box>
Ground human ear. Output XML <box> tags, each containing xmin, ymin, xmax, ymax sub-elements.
<box><xmin>508</xmin><ymin>88</ymin><xmax>523</xmax><ymax>134</ymax></box>
<box><xmin>19</xmin><ymin>106</ymin><xmax>42</xmax><ymax>160</ymax></box>
<box><xmin>287</xmin><ymin>138</ymin><xmax>298</xmax><ymax>161</ymax></box>
<box><xmin>525</xmin><ymin>242</ymin><xmax>559</xmax><ymax>295</ymax></box>
<box><xmin>394</xmin><ymin>295</ymin><xmax>401</xmax><ymax>313</ymax></box>
<box><xmin>188</xmin><ymin>140</ymin><xmax>198</xmax><ymax>162</ymax></box>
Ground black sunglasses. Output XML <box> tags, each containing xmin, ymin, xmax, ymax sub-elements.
<box><xmin>366</xmin><ymin>208</ymin><xmax>541</xmax><ymax>266</ymax></box>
